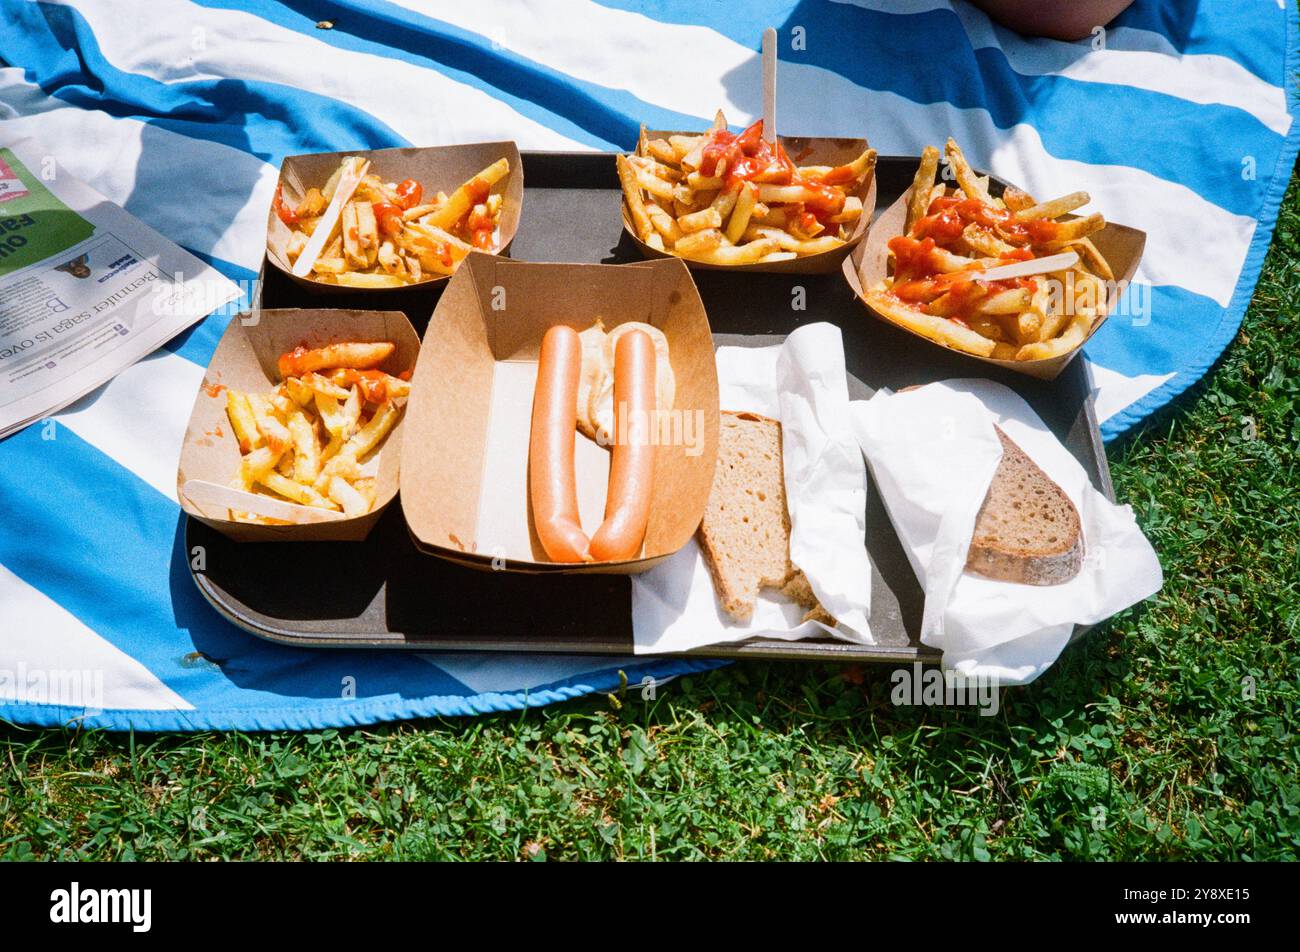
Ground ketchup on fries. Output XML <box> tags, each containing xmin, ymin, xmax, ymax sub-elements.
<box><xmin>619</xmin><ymin>111</ymin><xmax>876</xmax><ymax>266</ymax></box>
<box><xmin>864</xmin><ymin>139</ymin><xmax>1115</xmax><ymax>362</ymax></box>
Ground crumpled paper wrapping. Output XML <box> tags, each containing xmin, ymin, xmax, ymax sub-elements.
<box><xmin>850</xmin><ymin>379</ymin><xmax>1162</xmax><ymax>684</ymax></box>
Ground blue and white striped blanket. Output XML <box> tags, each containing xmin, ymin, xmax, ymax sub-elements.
<box><xmin>2</xmin><ymin>0</ymin><xmax>1296</xmax><ymax>730</ymax></box>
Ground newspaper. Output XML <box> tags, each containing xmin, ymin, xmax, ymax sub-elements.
<box><xmin>0</xmin><ymin>137</ymin><xmax>241</xmax><ymax>438</ymax></box>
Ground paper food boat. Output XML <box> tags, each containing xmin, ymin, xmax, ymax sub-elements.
<box><xmin>400</xmin><ymin>254</ymin><xmax>720</xmax><ymax>574</ymax></box>
<box><xmin>177</xmin><ymin>308</ymin><xmax>419</xmax><ymax>542</ymax></box>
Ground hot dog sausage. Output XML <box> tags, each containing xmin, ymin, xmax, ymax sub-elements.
<box><xmin>589</xmin><ymin>329</ymin><xmax>657</xmax><ymax>561</ymax></box>
<box><xmin>529</xmin><ymin>325</ymin><xmax>593</xmax><ymax>562</ymax></box>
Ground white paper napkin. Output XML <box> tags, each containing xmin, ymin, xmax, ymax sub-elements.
<box><xmin>850</xmin><ymin>379</ymin><xmax>1163</xmax><ymax>684</ymax></box>
<box><xmin>631</xmin><ymin>323</ymin><xmax>874</xmax><ymax>653</ymax></box>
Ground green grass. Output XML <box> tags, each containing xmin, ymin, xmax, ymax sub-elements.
<box><xmin>3</xmin><ymin>176</ymin><xmax>1298</xmax><ymax>864</ymax></box>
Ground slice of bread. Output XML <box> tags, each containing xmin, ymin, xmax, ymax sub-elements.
<box><xmin>965</xmin><ymin>426</ymin><xmax>1083</xmax><ymax>585</ymax></box>
<box><xmin>698</xmin><ymin>412</ymin><xmax>792</xmax><ymax>621</ymax></box>
<box><xmin>696</xmin><ymin>411</ymin><xmax>830</xmax><ymax>623</ymax></box>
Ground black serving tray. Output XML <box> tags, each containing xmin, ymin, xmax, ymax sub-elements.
<box><xmin>185</xmin><ymin>152</ymin><xmax>1113</xmax><ymax>662</ymax></box>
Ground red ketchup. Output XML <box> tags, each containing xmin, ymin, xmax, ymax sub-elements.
<box><xmin>393</xmin><ymin>178</ymin><xmax>423</xmax><ymax>210</ymax></box>
<box><xmin>888</xmin><ymin>194</ymin><xmax>1056</xmax><ymax>323</ymax></box>
<box><xmin>696</xmin><ymin>119</ymin><xmax>852</xmax><ymax>233</ymax></box>
<box><xmin>373</xmin><ymin>202</ymin><xmax>404</xmax><ymax>237</ymax></box>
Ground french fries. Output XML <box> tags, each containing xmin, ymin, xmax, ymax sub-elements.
<box><xmin>905</xmin><ymin>146</ymin><xmax>941</xmax><ymax>235</ymax></box>
<box><xmin>622</xmin><ymin>111</ymin><xmax>875</xmax><ymax>265</ymax></box>
<box><xmin>278</xmin><ymin>341</ymin><xmax>393</xmax><ymax>378</ymax></box>
<box><xmin>866</xmin><ymin>139</ymin><xmax>1114</xmax><ymax>363</ymax></box>
<box><xmin>275</xmin><ymin>157</ymin><xmax>510</xmax><ymax>286</ymax></box>
<box><xmin>222</xmin><ymin>342</ymin><xmax>409</xmax><ymax>524</ymax></box>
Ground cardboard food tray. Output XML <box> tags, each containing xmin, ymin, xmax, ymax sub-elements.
<box><xmin>177</xmin><ymin>308</ymin><xmax>419</xmax><ymax>543</ymax></box>
<box><xmin>845</xmin><ymin>174</ymin><xmax>1146</xmax><ymax>381</ymax></box>
<box><xmin>266</xmin><ymin>142</ymin><xmax>523</xmax><ymax>295</ymax></box>
<box><xmin>186</xmin><ymin>152</ymin><xmax>1115</xmax><ymax>664</ymax></box>
<box><xmin>400</xmin><ymin>255</ymin><xmax>719</xmax><ymax>574</ymax></box>
<box><xmin>622</xmin><ymin>133</ymin><xmax>877</xmax><ymax>274</ymax></box>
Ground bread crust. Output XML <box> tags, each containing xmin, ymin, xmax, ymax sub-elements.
<box><xmin>966</xmin><ymin>533</ymin><xmax>1083</xmax><ymax>585</ymax></box>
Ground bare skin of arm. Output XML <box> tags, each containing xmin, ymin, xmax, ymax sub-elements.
<box><xmin>967</xmin><ymin>0</ymin><xmax>1137</xmax><ymax>41</ymax></box>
